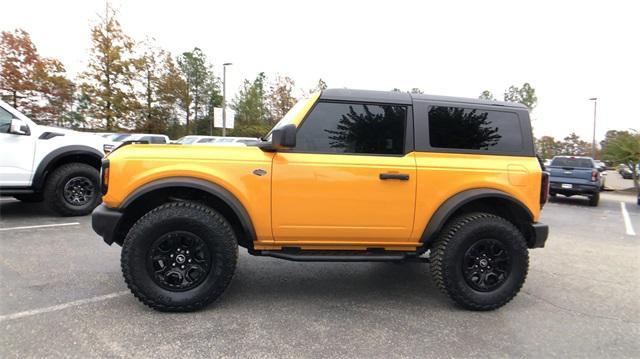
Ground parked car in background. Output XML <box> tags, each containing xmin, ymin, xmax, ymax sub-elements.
<box><xmin>103</xmin><ymin>133</ymin><xmax>170</xmax><ymax>153</ymax></box>
<box><xmin>175</xmin><ymin>135</ymin><xmax>260</xmax><ymax>146</ymax></box>
<box><xmin>594</xmin><ymin>160</ymin><xmax>607</xmax><ymax>172</ymax></box>
<box><xmin>0</xmin><ymin>100</ymin><xmax>107</xmax><ymax>216</ymax></box>
<box><xmin>212</xmin><ymin>137</ymin><xmax>260</xmax><ymax>146</ymax></box>
<box><xmin>548</xmin><ymin>156</ymin><xmax>602</xmax><ymax>206</ymax></box>
<box><xmin>174</xmin><ymin>135</ymin><xmax>221</xmax><ymax>144</ymax></box>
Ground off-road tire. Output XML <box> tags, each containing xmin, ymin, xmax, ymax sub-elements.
<box><xmin>43</xmin><ymin>163</ymin><xmax>100</xmax><ymax>216</ymax></box>
<box><xmin>121</xmin><ymin>202</ymin><xmax>238</xmax><ymax>312</ymax></box>
<box><xmin>588</xmin><ymin>192</ymin><xmax>600</xmax><ymax>207</ymax></box>
<box><xmin>429</xmin><ymin>212</ymin><xmax>529</xmax><ymax>311</ymax></box>
<box><xmin>14</xmin><ymin>193</ymin><xmax>44</xmax><ymax>202</ymax></box>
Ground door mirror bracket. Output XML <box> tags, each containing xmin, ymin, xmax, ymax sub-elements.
<box><xmin>259</xmin><ymin>124</ymin><xmax>296</xmax><ymax>152</ymax></box>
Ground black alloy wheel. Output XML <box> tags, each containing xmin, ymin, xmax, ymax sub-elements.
<box><xmin>147</xmin><ymin>231</ymin><xmax>212</xmax><ymax>291</ymax></box>
<box><xmin>462</xmin><ymin>238</ymin><xmax>511</xmax><ymax>292</ymax></box>
<box><xmin>63</xmin><ymin>176</ymin><xmax>95</xmax><ymax>206</ymax></box>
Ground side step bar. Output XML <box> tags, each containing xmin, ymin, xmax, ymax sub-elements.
<box><xmin>257</xmin><ymin>250</ymin><xmax>425</xmax><ymax>263</ymax></box>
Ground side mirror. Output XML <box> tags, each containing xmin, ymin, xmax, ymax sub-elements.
<box><xmin>271</xmin><ymin>124</ymin><xmax>296</xmax><ymax>150</ymax></box>
<box><xmin>9</xmin><ymin>118</ymin><xmax>29</xmax><ymax>135</ymax></box>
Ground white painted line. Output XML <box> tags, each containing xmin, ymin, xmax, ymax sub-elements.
<box><xmin>620</xmin><ymin>202</ymin><xmax>636</xmax><ymax>236</ymax></box>
<box><xmin>0</xmin><ymin>291</ymin><xmax>129</xmax><ymax>322</ymax></box>
<box><xmin>0</xmin><ymin>222</ymin><xmax>80</xmax><ymax>231</ymax></box>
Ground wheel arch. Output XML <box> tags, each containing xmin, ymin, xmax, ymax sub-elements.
<box><xmin>32</xmin><ymin>145</ymin><xmax>103</xmax><ymax>191</ymax></box>
<box><xmin>421</xmin><ymin>188</ymin><xmax>535</xmax><ymax>248</ymax></box>
<box><xmin>113</xmin><ymin>177</ymin><xmax>257</xmax><ymax>249</ymax></box>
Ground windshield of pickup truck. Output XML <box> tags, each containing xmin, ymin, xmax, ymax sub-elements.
<box><xmin>550</xmin><ymin>157</ymin><xmax>594</xmax><ymax>168</ymax></box>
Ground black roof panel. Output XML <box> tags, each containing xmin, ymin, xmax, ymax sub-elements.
<box><xmin>319</xmin><ymin>88</ymin><xmax>527</xmax><ymax>109</ymax></box>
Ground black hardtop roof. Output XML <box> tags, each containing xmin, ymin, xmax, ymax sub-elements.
<box><xmin>320</xmin><ymin>88</ymin><xmax>527</xmax><ymax>109</ymax></box>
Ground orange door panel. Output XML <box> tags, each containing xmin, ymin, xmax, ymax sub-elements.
<box><xmin>271</xmin><ymin>152</ymin><xmax>417</xmax><ymax>244</ymax></box>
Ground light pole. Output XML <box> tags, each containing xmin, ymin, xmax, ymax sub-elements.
<box><xmin>589</xmin><ymin>97</ymin><xmax>598</xmax><ymax>158</ymax></box>
<box><xmin>222</xmin><ymin>62</ymin><xmax>232</xmax><ymax>137</ymax></box>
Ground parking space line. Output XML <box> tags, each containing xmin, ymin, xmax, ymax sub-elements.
<box><xmin>0</xmin><ymin>222</ymin><xmax>80</xmax><ymax>231</ymax></box>
<box><xmin>620</xmin><ymin>202</ymin><xmax>636</xmax><ymax>236</ymax></box>
<box><xmin>0</xmin><ymin>291</ymin><xmax>129</xmax><ymax>322</ymax></box>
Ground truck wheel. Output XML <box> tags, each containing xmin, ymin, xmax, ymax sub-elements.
<box><xmin>121</xmin><ymin>202</ymin><xmax>238</xmax><ymax>312</ymax></box>
<box><xmin>43</xmin><ymin>163</ymin><xmax>101</xmax><ymax>216</ymax></box>
<box><xmin>588</xmin><ymin>192</ymin><xmax>600</xmax><ymax>207</ymax></box>
<box><xmin>14</xmin><ymin>193</ymin><xmax>44</xmax><ymax>202</ymax></box>
<box><xmin>429</xmin><ymin>213</ymin><xmax>529</xmax><ymax>311</ymax></box>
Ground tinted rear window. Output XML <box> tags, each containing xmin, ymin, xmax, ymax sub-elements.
<box><xmin>550</xmin><ymin>157</ymin><xmax>594</xmax><ymax>168</ymax></box>
<box><xmin>428</xmin><ymin>106</ymin><xmax>522</xmax><ymax>152</ymax></box>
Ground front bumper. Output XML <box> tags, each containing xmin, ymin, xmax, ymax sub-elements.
<box><xmin>530</xmin><ymin>223</ymin><xmax>549</xmax><ymax>248</ymax></box>
<box><xmin>91</xmin><ymin>204</ymin><xmax>123</xmax><ymax>245</ymax></box>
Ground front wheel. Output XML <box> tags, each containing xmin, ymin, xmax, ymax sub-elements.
<box><xmin>121</xmin><ymin>202</ymin><xmax>238</xmax><ymax>312</ymax></box>
<box><xmin>43</xmin><ymin>163</ymin><xmax>100</xmax><ymax>216</ymax></box>
<box><xmin>429</xmin><ymin>213</ymin><xmax>529</xmax><ymax>311</ymax></box>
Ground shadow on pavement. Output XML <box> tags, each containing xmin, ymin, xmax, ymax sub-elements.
<box><xmin>0</xmin><ymin>199</ymin><xmax>57</xmax><ymax>219</ymax></box>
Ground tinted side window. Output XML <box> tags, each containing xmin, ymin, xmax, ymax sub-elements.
<box><xmin>428</xmin><ymin>106</ymin><xmax>522</xmax><ymax>152</ymax></box>
<box><xmin>0</xmin><ymin>107</ymin><xmax>13</xmax><ymax>133</ymax></box>
<box><xmin>296</xmin><ymin>102</ymin><xmax>406</xmax><ymax>155</ymax></box>
<box><xmin>150</xmin><ymin>136</ymin><xmax>166</xmax><ymax>144</ymax></box>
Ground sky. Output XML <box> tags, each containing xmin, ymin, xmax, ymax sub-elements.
<box><xmin>3</xmin><ymin>0</ymin><xmax>639</xmax><ymax>142</ymax></box>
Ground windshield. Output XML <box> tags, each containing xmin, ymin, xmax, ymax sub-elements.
<box><xmin>550</xmin><ymin>157</ymin><xmax>594</xmax><ymax>168</ymax></box>
<box><xmin>111</xmin><ymin>134</ymin><xmax>131</xmax><ymax>142</ymax></box>
<box><xmin>264</xmin><ymin>97</ymin><xmax>313</xmax><ymax>140</ymax></box>
<box><xmin>176</xmin><ymin>137</ymin><xmax>198</xmax><ymax>144</ymax></box>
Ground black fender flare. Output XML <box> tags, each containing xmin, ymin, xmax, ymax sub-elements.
<box><xmin>32</xmin><ymin>145</ymin><xmax>103</xmax><ymax>190</ymax></box>
<box><xmin>121</xmin><ymin>177</ymin><xmax>257</xmax><ymax>244</ymax></box>
<box><xmin>420</xmin><ymin>188</ymin><xmax>533</xmax><ymax>245</ymax></box>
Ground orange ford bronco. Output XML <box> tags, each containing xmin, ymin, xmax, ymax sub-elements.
<box><xmin>92</xmin><ymin>89</ymin><xmax>550</xmax><ymax>312</ymax></box>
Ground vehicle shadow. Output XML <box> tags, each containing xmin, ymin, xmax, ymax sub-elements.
<box><xmin>216</xmin><ymin>257</ymin><xmax>454</xmax><ymax>311</ymax></box>
<box><xmin>548</xmin><ymin>195</ymin><xmax>592</xmax><ymax>207</ymax></box>
<box><xmin>0</xmin><ymin>199</ymin><xmax>58</xmax><ymax>219</ymax></box>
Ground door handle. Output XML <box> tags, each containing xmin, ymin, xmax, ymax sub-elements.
<box><xmin>379</xmin><ymin>173</ymin><xmax>409</xmax><ymax>181</ymax></box>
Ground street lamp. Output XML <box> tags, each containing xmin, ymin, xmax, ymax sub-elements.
<box><xmin>222</xmin><ymin>62</ymin><xmax>233</xmax><ymax>137</ymax></box>
<box><xmin>589</xmin><ymin>97</ymin><xmax>598</xmax><ymax>158</ymax></box>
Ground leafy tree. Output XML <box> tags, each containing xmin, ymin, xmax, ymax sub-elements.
<box><xmin>267</xmin><ymin>75</ymin><xmax>297</xmax><ymax>124</ymax></box>
<box><xmin>231</xmin><ymin>73</ymin><xmax>270</xmax><ymax>137</ymax></box>
<box><xmin>157</xmin><ymin>52</ymin><xmax>189</xmax><ymax>137</ymax></box>
<box><xmin>177</xmin><ymin>48</ymin><xmax>216</xmax><ymax>134</ymax></box>
<box><xmin>410</xmin><ymin>88</ymin><xmax>424</xmax><ymax>94</ymax></box>
<box><xmin>504</xmin><ymin>83</ymin><xmax>537</xmax><ymax>110</ymax></box>
<box><xmin>603</xmin><ymin>130</ymin><xmax>640</xmax><ymax>192</ymax></box>
<box><xmin>80</xmin><ymin>4</ymin><xmax>137</xmax><ymax>130</ymax></box>
<box><xmin>479</xmin><ymin>90</ymin><xmax>495</xmax><ymax>101</ymax></box>
<box><xmin>557</xmin><ymin>132</ymin><xmax>591</xmax><ymax>156</ymax></box>
<box><xmin>535</xmin><ymin>136</ymin><xmax>561</xmax><ymax>159</ymax></box>
<box><xmin>309</xmin><ymin>78</ymin><xmax>327</xmax><ymax>94</ymax></box>
<box><xmin>0</xmin><ymin>29</ymin><xmax>74</xmax><ymax>125</ymax></box>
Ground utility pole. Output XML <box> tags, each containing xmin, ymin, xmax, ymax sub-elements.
<box><xmin>222</xmin><ymin>63</ymin><xmax>232</xmax><ymax>136</ymax></box>
<box><xmin>589</xmin><ymin>97</ymin><xmax>598</xmax><ymax>158</ymax></box>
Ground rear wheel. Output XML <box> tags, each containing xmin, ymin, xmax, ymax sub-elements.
<box><xmin>429</xmin><ymin>213</ymin><xmax>529</xmax><ymax>311</ymax></box>
<box><xmin>121</xmin><ymin>202</ymin><xmax>238</xmax><ymax>312</ymax></box>
<box><xmin>588</xmin><ymin>192</ymin><xmax>600</xmax><ymax>207</ymax></box>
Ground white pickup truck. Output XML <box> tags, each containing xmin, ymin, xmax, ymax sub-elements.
<box><xmin>0</xmin><ymin>100</ymin><xmax>107</xmax><ymax>216</ymax></box>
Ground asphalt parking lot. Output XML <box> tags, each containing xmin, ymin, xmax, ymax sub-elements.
<box><xmin>1</xmin><ymin>191</ymin><xmax>639</xmax><ymax>358</ymax></box>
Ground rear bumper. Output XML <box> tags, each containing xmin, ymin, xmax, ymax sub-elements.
<box><xmin>549</xmin><ymin>181</ymin><xmax>599</xmax><ymax>195</ymax></box>
<box><xmin>530</xmin><ymin>223</ymin><xmax>549</xmax><ymax>248</ymax></box>
<box><xmin>91</xmin><ymin>204</ymin><xmax>123</xmax><ymax>245</ymax></box>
